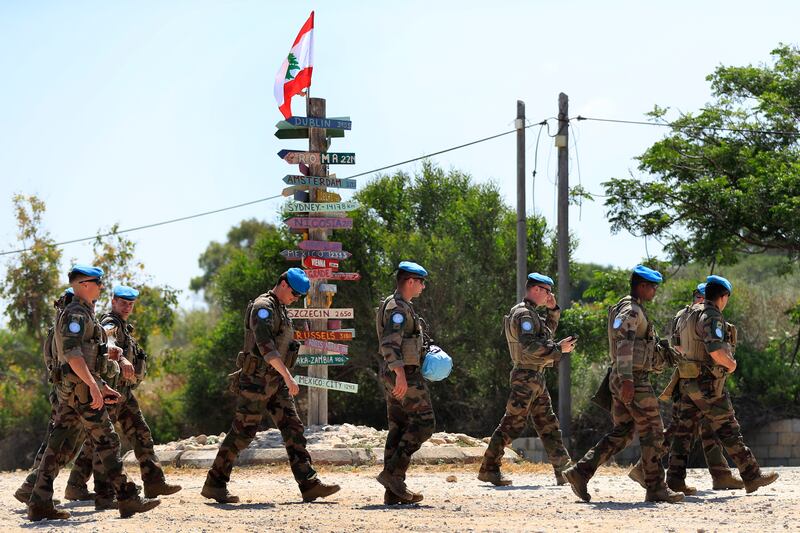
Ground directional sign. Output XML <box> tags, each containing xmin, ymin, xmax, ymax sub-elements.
<box><xmin>328</xmin><ymin>272</ymin><xmax>362</xmax><ymax>281</ymax></box>
<box><xmin>294</xmin><ymin>375</ymin><xmax>358</xmax><ymax>393</ymax></box>
<box><xmin>298</xmin><ymin>240</ymin><xmax>342</xmax><ymax>252</ymax></box>
<box><xmin>316</xmin><ymin>190</ymin><xmax>342</xmax><ymax>203</ymax></box>
<box><xmin>319</xmin><ymin>283</ymin><xmax>337</xmax><ymax>294</ymax></box>
<box><xmin>296</xmin><ymin>355</ymin><xmax>350</xmax><ymax>366</ymax></box>
<box><xmin>283</xmin><ymin>175</ymin><xmax>357</xmax><ymax>189</ymax></box>
<box><xmin>298</xmin><ymin>345</ymin><xmax>342</xmax><ymax>356</ymax></box>
<box><xmin>288</xmin><ymin>308</ymin><xmax>354</xmax><ymax>319</ymax></box>
<box><xmin>282</xmin><ymin>186</ymin><xmax>304</xmax><ymax>197</ymax></box>
<box><xmin>281</xmin><ymin>250</ymin><xmax>351</xmax><ymax>260</ymax></box>
<box><xmin>285</xmin><ymin>200</ymin><xmax>359</xmax><ymax>213</ymax></box>
<box><xmin>277</xmin><ymin>116</ymin><xmax>351</xmax><ymax>130</ymax></box>
<box><xmin>278</xmin><ymin>150</ymin><xmax>356</xmax><ymax>165</ymax></box>
<box><xmin>286</xmin><ymin>116</ymin><xmax>352</xmax><ymax>130</ymax></box>
<box><xmin>294</xmin><ymin>330</ymin><xmax>354</xmax><ymax>341</ymax></box>
<box><xmin>302</xmin><ymin>256</ymin><xmax>339</xmax><ymax>270</ymax></box>
<box><xmin>275</xmin><ymin>128</ymin><xmax>345</xmax><ymax>140</ymax></box>
<box><xmin>286</xmin><ymin>217</ymin><xmax>353</xmax><ymax>230</ymax></box>
<box><xmin>334</xmin><ymin>328</ymin><xmax>356</xmax><ymax>338</ymax></box>
<box><xmin>304</xmin><ymin>268</ymin><xmax>334</xmax><ymax>279</ymax></box>
<box><xmin>305</xmin><ymin>338</ymin><xmax>348</xmax><ymax>354</ymax></box>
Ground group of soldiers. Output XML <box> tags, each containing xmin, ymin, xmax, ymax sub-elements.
<box><xmin>14</xmin><ymin>260</ymin><xmax>781</xmax><ymax>521</ymax></box>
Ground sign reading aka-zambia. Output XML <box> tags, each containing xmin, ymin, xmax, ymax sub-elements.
<box><xmin>285</xmin><ymin>200</ymin><xmax>358</xmax><ymax>213</ymax></box>
<box><xmin>288</xmin><ymin>308</ymin><xmax>354</xmax><ymax>319</ymax></box>
<box><xmin>295</xmin><ymin>375</ymin><xmax>358</xmax><ymax>394</ymax></box>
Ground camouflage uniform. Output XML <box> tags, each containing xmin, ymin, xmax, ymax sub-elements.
<box><xmin>204</xmin><ymin>290</ymin><xmax>316</xmax><ymax>491</ymax></box>
<box><xmin>29</xmin><ymin>296</ymin><xmax>140</xmax><ymax>506</ymax></box>
<box><xmin>571</xmin><ymin>295</ymin><xmax>670</xmax><ymax>491</ymax></box>
<box><xmin>667</xmin><ymin>302</ymin><xmax>763</xmax><ymax>484</ymax></box>
<box><xmin>68</xmin><ymin>311</ymin><xmax>167</xmax><ymax>497</ymax></box>
<box><xmin>377</xmin><ymin>291</ymin><xmax>435</xmax><ymax>481</ymax></box>
<box><xmin>481</xmin><ymin>300</ymin><xmax>569</xmax><ymax>474</ymax></box>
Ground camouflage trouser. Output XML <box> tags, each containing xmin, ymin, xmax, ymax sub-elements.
<box><xmin>667</xmin><ymin>376</ymin><xmax>761</xmax><ymax>483</ymax></box>
<box><xmin>68</xmin><ymin>390</ymin><xmax>165</xmax><ymax>495</ymax></box>
<box><xmin>481</xmin><ymin>368</ymin><xmax>570</xmax><ymax>472</ymax></box>
<box><xmin>382</xmin><ymin>365</ymin><xmax>435</xmax><ymax>478</ymax></box>
<box><xmin>30</xmin><ymin>382</ymin><xmax>137</xmax><ymax>505</ymax></box>
<box><xmin>574</xmin><ymin>373</ymin><xmax>667</xmax><ymax>490</ymax></box>
<box><xmin>663</xmin><ymin>399</ymin><xmax>731</xmax><ymax>479</ymax></box>
<box><xmin>206</xmin><ymin>378</ymin><xmax>317</xmax><ymax>489</ymax></box>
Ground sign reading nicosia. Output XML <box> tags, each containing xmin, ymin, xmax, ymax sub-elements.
<box><xmin>285</xmin><ymin>200</ymin><xmax>358</xmax><ymax>213</ymax></box>
<box><xmin>295</xmin><ymin>375</ymin><xmax>358</xmax><ymax>393</ymax></box>
<box><xmin>288</xmin><ymin>308</ymin><xmax>354</xmax><ymax>319</ymax></box>
<box><xmin>286</xmin><ymin>217</ymin><xmax>353</xmax><ymax>229</ymax></box>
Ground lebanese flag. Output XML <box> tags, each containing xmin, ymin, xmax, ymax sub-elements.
<box><xmin>274</xmin><ymin>11</ymin><xmax>314</xmax><ymax>119</ymax></box>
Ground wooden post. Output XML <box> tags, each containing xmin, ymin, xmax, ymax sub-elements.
<box><xmin>556</xmin><ymin>92</ymin><xmax>571</xmax><ymax>443</ymax></box>
<box><xmin>516</xmin><ymin>100</ymin><xmax>526</xmax><ymax>301</ymax></box>
<box><xmin>306</xmin><ymin>97</ymin><xmax>328</xmax><ymax>426</ymax></box>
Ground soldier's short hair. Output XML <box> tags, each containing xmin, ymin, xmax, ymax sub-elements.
<box><xmin>396</xmin><ymin>269</ymin><xmax>417</xmax><ymax>287</ymax></box>
<box><xmin>704</xmin><ymin>282</ymin><xmax>730</xmax><ymax>301</ymax></box>
<box><xmin>277</xmin><ymin>272</ymin><xmax>289</xmax><ymax>287</ymax></box>
<box><xmin>630</xmin><ymin>273</ymin><xmax>647</xmax><ymax>292</ymax></box>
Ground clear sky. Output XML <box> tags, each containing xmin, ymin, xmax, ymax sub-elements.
<box><xmin>1</xmin><ymin>0</ymin><xmax>797</xmax><ymax>308</ymax></box>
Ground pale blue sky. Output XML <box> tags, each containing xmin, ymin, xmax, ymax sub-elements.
<box><xmin>1</xmin><ymin>1</ymin><xmax>797</xmax><ymax>308</ymax></box>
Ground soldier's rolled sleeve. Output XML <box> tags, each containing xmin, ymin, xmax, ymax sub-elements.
<box><xmin>251</xmin><ymin>300</ymin><xmax>281</xmax><ymax>361</ymax></box>
<box><xmin>613</xmin><ymin>310</ymin><xmax>639</xmax><ymax>380</ymax></box>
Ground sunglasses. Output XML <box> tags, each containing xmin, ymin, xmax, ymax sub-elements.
<box><xmin>536</xmin><ymin>285</ymin><xmax>552</xmax><ymax>294</ymax></box>
<box><xmin>291</xmin><ymin>289</ymin><xmax>303</xmax><ymax>297</ymax></box>
<box><xmin>412</xmin><ymin>277</ymin><xmax>426</xmax><ymax>286</ymax></box>
<box><xmin>80</xmin><ymin>278</ymin><xmax>104</xmax><ymax>286</ymax></box>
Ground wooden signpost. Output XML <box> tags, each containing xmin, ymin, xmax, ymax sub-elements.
<box><xmin>315</xmin><ymin>190</ymin><xmax>342</xmax><ymax>203</ymax></box>
<box><xmin>328</xmin><ymin>272</ymin><xmax>362</xmax><ymax>281</ymax></box>
<box><xmin>278</xmin><ymin>150</ymin><xmax>356</xmax><ymax>165</ymax></box>
<box><xmin>298</xmin><ymin>240</ymin><xmax>343</xmax><ymax>251</ymax></box>
<box><xmin>305</xmin><ymin>338</ymin><xmax>349</xmax><ymax>355</ymax></box>
<box><xmin>288</xmin><ymin>308</ymin><xmax>354</xmax><ymax>319</ymax></box>
<box><xmin>294</xmin><ymin>375</ymin><xmax>358</xmax><ymax>394</ymax></box>
<box><xmin>286</xmin><ymin>116</ymin><xmax>352</xmax><ymax>129</ymax></box>
<box><xmin>303</xmin><ymin>268</ymin><xmax>334</xmax><ymax>279</ymax></box>
<box><xmin>284</xmin><ymin>200</ymin><xmax>358</xmax><ymax>213</ymax></box>
<box><xmin>319</xmin><ymin>283</ymin><xmax>337</xmax><ymax>293</ymax></box>
<box><xmin>280</xmin><ymin>249</ymin><xmax>351</xmax><ymax>260</ymax></box>
<box><xmin>286</xmin><ymin>217</ymin><xmax>353</xmax><ymax>229</ymax></box>
<box><xmin>296</xmin><ymin>355</ymin><xmax>350</xmax><ymax>366</ymax></box>
<box><xmin>302</xmin><ymin>256</ymin><xmax>339</xmax><ymax>270</ymax></box>
<box><xmin>294</xmin><ymin>330</ymin><xmax>353</xmax><ymax>341</ymax></box>
<box><xmin>283</xmin><ymin>175</ymin><xmax>357</xmax><ymax>189</ymax></box>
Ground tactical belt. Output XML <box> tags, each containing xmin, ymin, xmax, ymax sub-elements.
<box><xmin>514</xmin><ymin>363</ymin><xmax>549</xmax><ymax>372</ymax></box>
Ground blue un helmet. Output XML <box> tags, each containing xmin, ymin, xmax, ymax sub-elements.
<box><xmin>421</xmin><ymin>345</ymin><xmax>453</xmax><ymax>382</ymax></box>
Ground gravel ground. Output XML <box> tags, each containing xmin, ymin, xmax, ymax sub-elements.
<box><xmin>2</xmin><ymin>464</ymin><xmax>796</xmax><ymax>532</ymax></box>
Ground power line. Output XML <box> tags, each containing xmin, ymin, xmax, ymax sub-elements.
<box><xmin>1</xmin><ymin>120</ymin><xmax>551</xmax><ymax>257</ymax></box>
<box><xmin>575</xmin><ymin>115</ymin><xmax>800</xmax><ymax>136</ymax></box>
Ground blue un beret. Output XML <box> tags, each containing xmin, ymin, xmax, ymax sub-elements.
<box><xmin>632</xmin><ymin>264</ymin><xmax>663</xmax><ymax>284</ymax></box>
<box><xmin>286</xmin><ymin>267</ymin><xmax>310</xmax><ymax>295</ymax></box>
<box><xmin>69</xmin><ymin>264</ymin><xmax>104</xmax><ymax>279</ymax></box>
<box><xmin>398</xmin><ymin>261</ymin><xmax>428</xmax><ymax>277</ymax></box>
<box><xmin>113</xmin><ymin>285</ymin><xmax>140</xmax><ymax>301</ymax></box>
<box><xmin>528</xmin><ymin>272</ymin><xmax>554</xmax><ymax>287</ymax></box>
<box><xmin>696</xmin><ymin>283</ymin><xmax>707</xmax><ymax>296</ymax></box>
<box><xmin>706</xmin><ymin>275</ymin><xmax>732</xmax><ymax>294</ymax></box>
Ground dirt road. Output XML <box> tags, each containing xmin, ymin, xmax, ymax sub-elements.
<box><xmin>2</xmin><ymin>464</ymin><xmax>796</xmax><ymax>532</ymax></box>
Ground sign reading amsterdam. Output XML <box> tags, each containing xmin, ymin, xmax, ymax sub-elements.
<box><xmin>285</xmin><ymin>217</ymin><xmax>353</xmax><ymax>229</ymax></box>
<box><xmin>283</xmin><ymin>175</ymin><xmax>357</xmax><ymax>189</ymax></box>
<box><xmin>288</xmin><ymin>308</ymin><xmax>354</xmax><ymax>319</ymax></box>
<box><xmin>295</xmin><ymin>375</ymin><xmax>358</xmax><ymax>393</ymax></box>
<box><xmin>284</xmin><ymin>200</ymin><xmax>358</xmax><ymax>213</ymax></box>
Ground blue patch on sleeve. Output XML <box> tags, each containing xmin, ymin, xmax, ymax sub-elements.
<box><xmin>715</xmin><ymin>327</ymin><xmax>723</xmax><ymax>338</ymax></box>
<box><xmin>520</xmin><ymin>319</ymin><xmax>533</xmax><ymax>332</ymax></box>
<box><xmin>257</xmin><ymin>308</ymin><xmax>270</xmax><ymax>320</ymax></box>
<box><xmin>392</xmin><ymin>313</ymin><xmax>405</xmax><ymax>325</ymax></box>
<box><xmin>613</xmin><ymin>317</ymin><xmax>623</xmax><ymax>329</ymax></box>
<box><xmin>68</xmin><ymin>321</ymin><xmax>81</xmax><ymax>334</ymax></box>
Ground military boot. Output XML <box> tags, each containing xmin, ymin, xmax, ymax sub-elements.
<box><xmin>563</xmin><ymin>466</ymin><xmax>591</xmax><ymax>502</ymax></box>
<box><xmin>645</xmin><ymin>486</ymin><xmax>685</xmax><ymax>503</ymax></box>
<box><xmin>15</xmin><ymin>483</ymin><xmax>60</xmax><ymax>506</ymax></box>
<box><xmin>27</xmin><ymin>502</ymin><xmax>70</xmax><ymax>521</ymax></box>
<box><xmin>301</xmin><ymin>480</ymin><xmax>341</xmax><ymax>502</ymax></box>
<box><xmin>384</xmin><ymin>489</ymin><xmax>424</xmax><ymax>505</ymax></box>
<box><xmin>666</xmin><ymin>477</ymin><xmax>697</xmax><ymax>496</ymax></box>
<box><xmin>144</xmin><ymin>480</ymin><xmax>182</xmax><ymax>498</ymax></box>
<box><xmin>477</xmin><ymin>470</ymin><xmax>513</xmax><ymax>486</ymax></box>
<box><xmin>64</xmin><ymin>482</ymin><xmax>95</xmax><ymax>501</ymax></box>
<box><xmin>117</xmin><ymin>495</ymin><xmax>161</xmax><ymax>519</ymax></box>
<box><xmin>627</xmin><ymin>461</ymin><xmax>646</xmax><ymax>489</ymax></box>
<box><xmin>711</xmin><ymin>471</ymin><xmax>745</xmax><ymax>490</ymax></box>
<box><xmin>200</xmin><ymin>482</ymin><xmax>240</xmax><ymax>504</ymax></box>
<box><xmin>554</xmin><ymin>461</ymin><xmax>573</xmax><ymax>486</ymax></box>
<box><xmin>95</xmin><ymin>494</ymin><xmax>118</xmax><ymax>510</ymax></box>
<box><xmin>376</xmin><ymin>469</ymin><xmax>419</xmax><ymax>502</ymax></box>
<box><xmin>744</xmin><ymin>471</ymin><xmax>779</xmax><ymax>494</ymax></box>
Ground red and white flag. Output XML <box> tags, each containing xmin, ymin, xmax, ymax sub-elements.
<box><xmin>275</xmin><ymin>11</ymin><xmax>314</xmax><ymax>119</ymax></box>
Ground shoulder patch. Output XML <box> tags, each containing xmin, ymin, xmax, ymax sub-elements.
<box><xmin>257</xmin><ymin>308</ymin><xmax>270</xmax><ymax>320</ymax></box>
<box><xmin>613</xmin><ymin>317</ymin><xmax>623</xmax><ymax>329</ymax></box>
<box><xmin>392</xmin><ymin>312</ymin><xmax>405</xmax><ymax>325</ymax></box>
<box><xmin>68</xmin><ymin>321</ymin><xmax>82</xmax><ymax>334</ymax></box>
<box><xmin>714</xmin><ymin>321</ymin><xmax>723</xmax><ymax>338</ymax></box>
<box><xmin>520</xmin><ymin>318</ymin><xmax>534</xmax><ymax>332</ymax></box>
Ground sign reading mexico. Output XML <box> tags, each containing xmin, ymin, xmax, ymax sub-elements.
<box><xmin>295</xmin><ymin>375</ymin><xmax>358</xmax><ymax>394</ymax></box>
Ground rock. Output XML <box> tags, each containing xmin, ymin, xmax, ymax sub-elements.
<box><xmin>446</xmin><ymin>475</ymin><xmax>457</xmax><ymax>483</ymax></box>
<box><xmin>196</xmin><ymin>434</ymin><xmax>207</xmax><ymax>445</ymax></box>
<box><xmin>429</xmin><ymin>437</ymin><xmax>447</xmax><ymax>445</ymax></box>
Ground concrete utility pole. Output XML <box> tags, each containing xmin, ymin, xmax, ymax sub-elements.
<box><xmin>516</xmin><ymin>100</ymin><xmax>526</xmax><ymax>301</ymax></box>
<box><xmin>306</xmin><ymin>97</ymin><xmax>328</xmax><ymax>426</ymax></box>
<box><xmin>556</xmin><ymin>92</ymin><xmax>571</xmax><ymax>443</ymax></box>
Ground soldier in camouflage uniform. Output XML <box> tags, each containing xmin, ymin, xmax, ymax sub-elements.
<box><xmin>375</xmin><ymin>261</ymin><xmax>435</xmax><ymax>505</ymax></box>
<box><xmin>628</xmin><ymin>283</ymin><xmax>744</xmax><ymax>492</ymax></box>
<box><xmin>478</xmin><ymin>273</ymin><xmax>576</xmax><ymax>487</ymax></box>
<box><xmin>667</xmin><ymin>275</ymin><xmax>778</xmax><ymax>493</ymax></box>
<box><xmin>564</xmin><ymin>265</ymin><xmax>684</xmax><ymax>503</ymax></box>
<box><xmin>201</xmin><ymin>268</ymin><xmax>340</xmax><ymax>504</ymax></box>
<box><xmin>27</xmin><ymin>265</ymin><xmax>160</xmax><ymax>521</ymax></box>
<box><xmin>66</xmin><ymin>285</ymin><xmax>181</xmax><ymax>508</ymax></box>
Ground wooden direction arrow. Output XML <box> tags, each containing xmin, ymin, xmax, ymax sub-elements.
<box><xmin>286</xmin><ymin>217</ymin><xmax>353</xmax><ymax>230</ymax></box>
<box><xmin>275</xmin><ymin>128</ymin><xmax>345</xmax><ymax>140</ymax></box>
<box><xmin>316</xmin><ymin>190</ymin><xmax>342</xmax><ymax>203</ymax></box>
<box><xmin>281</xmin><ymin>250</ymin><xmax>351</xmax><ymax>260</ymax></box>
<box><xmin>278</xmin><ymin>150</ymin><xmax>356</xmax><ymax>165</ymax></box>
<box><xmin>283</xmin><ymin>175</ymin><xmax>357</xmax><ymax>189</ymax></box>
<box><xmin>328</xmin><ymin>272</ymin><xmax>362</xmax><ymax>281</ymax></box>
<box><xmin>276</xmin><ymin>116</ymin><xmax>351</xmax><ymax>130</ymax></box>
<box><xmin>285</xmin><ymin>116</ymin><xmax>352</xmax><ymax>130</ymax></box>
<box><xmin>284</xmin><ymin>200</ymin><xmax>358</xmax><ymax>213</ymax></box>
<box><xmin>305</xmin><ymin>338</ymin><xmax>349</xmax><ymax>354</ymax></box>
<box><xmin>298</xmin><ymin>345</ymin><xmax>342</xmax><ymax>356</ymax></box>
<box><xmin>298</xmin><ymin>240</ymin><xmax>342</xmax><ymax>252</ymax></box>
<box><xmin>294</xmin><ymin>375</ymin><xmax>358</xmax><ymax>393</ymax></box>
<box><xmin>302</xmin><ymin>256</ymin><xmax>339</xmax><ymax>270</ymax></box>
<box><xmin>296</xmin><ymin>355</ymin><xmax>350</xmax><ymax>366</ymax></box>
<box><xmin>294</xmin><ymin>330</ymin><xmax>353</xmax><ymax>341</ymax></box>
<box><xmin>288</xmin><ymin>308</ymin><xmax>354</xmax><ymax>319</ymax></box>
<box><xmin>319</xmin><ymin>283</ymin><xmax>337</xmax><ymax>294</ymax></box>
<box><xmin>304</xmin><ymin>268</ymin><xmax>334</xmax><ymax>279</ymax></box>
